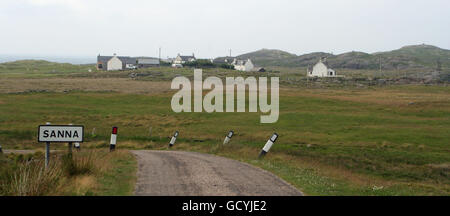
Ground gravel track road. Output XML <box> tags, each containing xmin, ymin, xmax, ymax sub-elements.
<box><xmin>131</xmin><ymin>150</ymin><xmax>303</xmax><ymax>196</ymax></box>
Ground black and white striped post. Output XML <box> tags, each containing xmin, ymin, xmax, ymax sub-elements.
<box><xmin>169</xmin><ymin>131</ymin><xmax>179</xmax><ymax>148</ymax></box>
<box><xmin>110</xmin><ymin>126</ymin><xmax>118</xmax><ymax>152</ymax></box>
<box><xmin>258</xmin><ymin>133</ymin><xmax>279</xmax><ymax>158</ymax></box>
<box><xmin>223</xmin><ymin>130</ymin><xmax>234</xmax><ymax>145</ymax></box>
<box><xmin>74</xmin><ymin>142</ymin><xmax>80</xmax><ymax>151</ymax></box>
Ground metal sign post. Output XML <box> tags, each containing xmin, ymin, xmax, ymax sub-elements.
<box><xmin>45</xmin><ymin>122</ymin><xmax>51</xmax><ymax>168</ymax></box>
<box><xmin>68</xmin><ymin>142</ymin><xmax>73</xmax><ymax>157</ymax></box>
<box><xmin>45</xmin><ymin>142</ymin><xmax>50</xmax><ymax>168</ymax></box>
<box><xmin>68</xmin><ymin>123</ymin><xmax>73</xmax><ymax>157</ymax></box>
<box><xmin>38</xmin><ymin>123</ymin><xmax>84</xmax><ymax>168</ymax></box>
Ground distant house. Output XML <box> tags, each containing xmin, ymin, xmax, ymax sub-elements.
<box><xmin>97</xmin><ymin>54</ymin><xmax>159</xmax><ymax>71</ymax></box>
<box><xmin>307</xmin><ymin>58</ymin><xmax>337</xmax><ymax>77</ymax></box>
<box><xmin>106</xmin><ymin>55</ymin><xmax>123</xmax><ymax>71</ymax></box>
<box><xmin>136</xmin><ymin>57</ymin><xmax>160</xmax><ymax>68</ymax></box>
<box><xmin>213</xmin><ymin>57</ymin><xmax>237</xmax><ymax>64</ymax></box>
<box><xmin>173</xmin><ymin>54</ymin><xmax>196</xmax><ymax>64</ymax></box>
<box><xmin>124</xmin><ymin>57</ymin><xmax>138</xmax><ymax>69</ymax></box>
<box><xmin>213</xmin><ymin>57</ymin><xmax>258</xmax><ymax>71</ymax></box>
<box><xmin>232</xmin><ymin>58</ymin><xmax>255</xmax><ymax>72</ymax></box>
<box><xmin>98</xmin><ymin>54</ymin><xmax>122</xmax><ymax>71</ymax></box>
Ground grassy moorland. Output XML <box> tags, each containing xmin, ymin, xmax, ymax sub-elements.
<box><xmin>0</xmin><ymin>61</ymin><xmax>449</xmax><ymax>195</ymax></box>
<box><xmin>0</xmin><ymin>150</ymin><xmax>136</xmax><ymax>196</ymax></box>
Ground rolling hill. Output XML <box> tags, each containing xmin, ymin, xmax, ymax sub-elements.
<box><xmin>216</xmin><ymin>44</ymin><xmax>450</xmax><ymax>70</ymax></box>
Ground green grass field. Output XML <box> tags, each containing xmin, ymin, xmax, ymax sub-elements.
<box><xmin>0</xmin><ymin>84</ymin><xmax>448</xmax><ymax>195</ymax></box>
<box><xmin>0</xmin><ymin>149</ymin><xmax>136</xmax><ymax>196</ymax></box>
<box><xmin>0</xmin><ymin>61</ymin><xmax>449</xmax><ymax>195</ymax></box>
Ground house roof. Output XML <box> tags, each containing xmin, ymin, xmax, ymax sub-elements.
<box><xmin>233</xmin><ymin>59</ymin><xmax>252</xmax><ymax>66</ymax></box>
<box><xmin>318</xmin><ymin>58</ymin><xmax>330</xmax><ymax>67</ymax></box>
<box><xmin>308</xmin><ymin>58</ymin><xmax>332</xmax><ymax>72</ymax></box>
<box><xmin>97</xmin><ymin>55</ymin><xmax>114</xmax><ymax>63</ymax></box>
<box><xmin>123</xmin><ymin>57</ymin><xmax>137</xmax><ymax>64</ymax></box>
<box><xmin>213</xmin><ymin>57</ymin><xmax>236</xmax><ymax>64</ymax></box>
<box><xmin>137</xmin><ymin>57</ymin><xmax>159</xmax><ymax>65</ymax></box>
<box><xmin>98</xmin><ymin>55</ymin><xmax>162</xmax><ymax>65</ymax></box>
<box><xmin>178</xmin><ymin>55</ymin><xmax>196</xmax><ymax>61</ymax></box>
<box><xmin>97</xmin><ymin>55</ymin><xmax>135</xmax><ymax>64</ymax></box>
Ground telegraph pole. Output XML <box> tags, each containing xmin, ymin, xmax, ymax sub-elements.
<box><xmin>379</xmin><ymin>56</ymin><xmax>382</xmax><ymax>78</ymax></box>
<box><xmin>159</xmin><ymin>47</ymin><xmax>161</xmax><ymax>67</ymax></box>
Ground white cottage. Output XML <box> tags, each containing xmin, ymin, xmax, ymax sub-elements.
<box><xmin>232</xmin><ymin>59</ymin><xmax>255</xmax><ymax>72</ymax></box>
<box><xmin>307</xmin><ymin>58</ymin><xmax>336</xmax><ymax>77</ymax></box>
<box><xmin>97</xmin><ymin>54</ymin><xmax>132</xmax><ymax>71</ymax></box>
<box><xmin>173</xmin><ymin>54</ymin><xmax>196</xmax><ymax>64</ymax></box>
<box><xmin>107</xmin><ymin>55</ymin><xmax>123</xmax><ymax>71</ymax></box>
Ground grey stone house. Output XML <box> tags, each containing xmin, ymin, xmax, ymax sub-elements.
<box><xmin>97</xmin><ymin>54</ymin><xmax>159</xmax><ymax>71</ymax></box>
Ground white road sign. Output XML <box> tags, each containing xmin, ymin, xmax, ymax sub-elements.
<box><xmin>38</xmin><ymin>125</ymin><xmax>84</xmax><ymax>142</ymax></box>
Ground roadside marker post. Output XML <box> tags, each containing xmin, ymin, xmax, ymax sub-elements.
<box><xmin>74</xmin><ymin>142</ymin><xmax>81</xmax><ymax>151</ymax></box>
<box><xmin>223</xmin><ymin>130</ymin><xmax>234</xmax><ymax>145</ymax></box>
<box><xmin>169</xmin><ymin>131</ymin><xmax>179</xmax><ymax>148</ymax></box>
<box><xmin>110</xmin><ymin>126</ymin><xmax>118</xmax><ymax>152</ymax></box>
<box><xmin>258</xmin><ymin>133</ymin><xmax>279</xmax><ymax>158</ymax></box>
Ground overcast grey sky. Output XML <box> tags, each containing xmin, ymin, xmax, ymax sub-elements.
<box><xmin>0</xmin><ymin>0</ymin><xmax>449</xmax><ymax>58</ymax></box>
